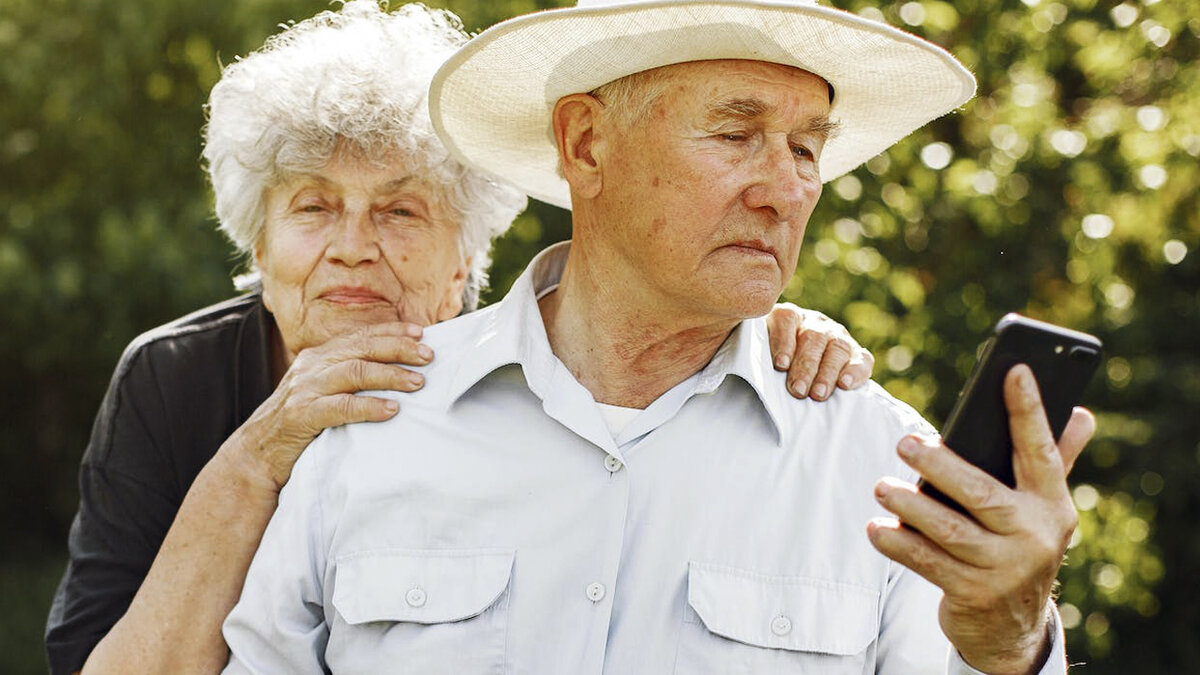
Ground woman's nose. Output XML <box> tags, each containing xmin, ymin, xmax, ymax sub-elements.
<box><xmin>325</xmin><ymin>209</ymin><xmax>381</xmax><ymax>266</ymax></box>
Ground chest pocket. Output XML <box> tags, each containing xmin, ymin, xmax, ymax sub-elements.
<box><xmin>328</xmin><ymin>548</ymin><xmax>514</xmax><ymax>675</ymax></box>
<box><xmin>675</xmin><ymin>561</ymin><xmax>880</xmax><ymax>674</ymax></box>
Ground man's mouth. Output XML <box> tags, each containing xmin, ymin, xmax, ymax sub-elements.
<box><xmin>724</xmin><ymin>240</ymin><xmax>777</xmax><ymax>259</ymax></box>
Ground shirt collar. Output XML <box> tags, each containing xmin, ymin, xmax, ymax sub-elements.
<box><xmin>445</xmin><ymin>240</ymin><xmax>788</xmax><ymax>446</ymax></box>
<box><xmin>690</xmin><ymin>318</ymin><xmax>790</xmax><ymax>445</ymax></box>
<box><xmin>445</xmin><ymin>241</ymin><xmax>570</xmax><ymax>407</ymax></box>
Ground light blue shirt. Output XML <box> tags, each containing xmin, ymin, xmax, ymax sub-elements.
<box><xmin>223</xmin><ymin>242</ymin><xmax>1064</xmax><ymax>674</ymax></box>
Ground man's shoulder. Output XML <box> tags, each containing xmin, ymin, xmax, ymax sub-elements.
<box><xmin>421</xmin><ymin>302</ymin><xmax>503</xmax><ymax>352</ymax></box>
<box><xmin>847</xmin><ymin>381</ymin><xmax>938</xmax><ymax>437</ymax></box>
<box><xmin>771</xmin><ymin>377</ymin><xmax>937</xmax><ymax>447</ymax></box>
<box><xmin>339</xmin><ymin>303</ymin><xmax>508</xmax><ymax>429</ymax></box>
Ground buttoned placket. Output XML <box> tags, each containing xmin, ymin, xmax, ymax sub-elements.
<box><xmin>531</xmin><ymin>361</ymin><xmax>632</xmax><ymax>674</ymax></box>
<box><xmin>574</xmin><ymin>440</ymin><xmax>630</xmax><ymax>672</ymax></box>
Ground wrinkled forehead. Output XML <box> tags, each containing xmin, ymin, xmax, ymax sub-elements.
<box><xmin>603</xmin><ymin>58</ymin><xmax>834</xmax><ymax>104</ymax></box>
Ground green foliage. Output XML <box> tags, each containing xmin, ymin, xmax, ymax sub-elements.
<box><xmin>1</xmin><ymin>0</ymin><xmax>1195</xmax><ymax>672</ymax></box>
<box><xmin>792</xmin><ymin>1</ymin><xmax>1198</xmax><ymax>669</ymax></box>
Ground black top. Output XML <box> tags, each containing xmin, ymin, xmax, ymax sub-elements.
<box><xmin>45</xmin><ymin>294</ymin><xmax>275</xmax><ymax>675</ymax></box>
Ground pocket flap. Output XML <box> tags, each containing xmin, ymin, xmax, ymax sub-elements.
<box><xmin>686</xmin><ymin>561</ymin><xmax>880</xmax><ymax>655</ymax></box>
<box><xmin>332</xmin><ymin>548</ymin><xmax>514</xmax><ymax>625</ymax></box>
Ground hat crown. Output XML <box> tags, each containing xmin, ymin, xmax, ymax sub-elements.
<box><xmin>431</xmin><ymin>0</ymin><xmax>976</xmax><ymax>209</ymax></box>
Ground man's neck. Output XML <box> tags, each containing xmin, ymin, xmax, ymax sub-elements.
<box><xmin>538</xmin><ymin>244</ymin><xmax>739</xmax><ymax>409</ymax></box>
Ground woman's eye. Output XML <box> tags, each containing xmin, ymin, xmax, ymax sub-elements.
<box><xmin>390</xmin><ymin>208</ymin><xmax>415</xmax><ymax>217</ymax></box>
<box><xmin>722</xmin><ymin>133</ymin><xmax>746</xmax><ymax>142</ymax></box>
<box><xmin>792</xmin><ymin>145</ymin><xmax>814</xmax><ymax>159</ymax></box>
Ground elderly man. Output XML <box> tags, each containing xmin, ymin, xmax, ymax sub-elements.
<box><xmin>222</xmin><ymin>1</ymin><xmax>1094</xmax><ymax>673</ymax></box>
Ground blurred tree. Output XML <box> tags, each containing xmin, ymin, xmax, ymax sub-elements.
<box><xmin>0</xmin><ymin>0</ymin><xmax>1195</xmax><ymax>673</ymax></box>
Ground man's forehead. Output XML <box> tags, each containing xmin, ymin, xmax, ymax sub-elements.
<box><xmin>648</xmin><ymin>60</ymin><xmax>835</xmax><ymax>131</ymax></box>
<box><xmin>659</xmin><ymin>59</ymin><xmax>825</xmax><ymax>88</ymax></box>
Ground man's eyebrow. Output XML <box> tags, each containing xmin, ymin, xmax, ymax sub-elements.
<box><xmin>706</xmin><ymin>97</ymin><xmax>773</xmax><ymax>123</ymax></box>
<box><xmin>706</xmin><ymin>98</ymin><xmax>842</xmax><ymax>141</ymax></box>
<box><xmin>804</xmin><ymin>116</ymin><xmax>843</xmax><ymax>142</ymax></box>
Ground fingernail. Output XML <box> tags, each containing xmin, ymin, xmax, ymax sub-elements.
<box><xmin>791</xmin><ymin>381</ymin><xmax>808</xmax><ymax>397</ymax></box>
<box><xmin>405</xmin><ymin>324</ymin><xmax>423</xmax><ymax>338</ymax></box>
<box><xmin>874</xmin><ymin>481</ymin><xmax>892</xmax><ymax>499</ymax></box>
<box><xmin>812</xmin><ymin>383</ymin><xmax>827</xmax><ymax>399</ymax></box>
<box><xmin>384</xmin><ymin>400</ymin><xmax>398</xmax><ymax>413</ymax></box>
<box><xmin>897</xmin><ymin>437</ymin><xmax>919</xmax><ymax>461</ymax></box>
<box><xmin>840</xmin><ymin>374</ymin><xmax>854</xmax><ymax>388</ymax></box>
<box><xmin>775</xmin><ymin>355</ymin><xmax>790</xmax><ymax>370</ymax></box>
<box><xmin>409</xmin><ymin>372</ymin><xmax>425</xmax><ymax>387</ymax></box>
<box><xmin>418</xmin><ymin>344</ymin><xmax>433</xmax><ymax>361</ymax></box>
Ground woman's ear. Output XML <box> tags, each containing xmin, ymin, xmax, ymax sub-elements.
<box><xmin>436</xmin><ymin>255</ymin><xmax>472</xmax><ymax>321</ymax></box>
<box><xmin>252</xmin><ymin>238</ymin><xmax>275</xmax><ymax>311</ymax></box>
<box><xmin>552</xmin><ymin>93</ymin><xmax>608</xmax><ymax>200</ymax></box>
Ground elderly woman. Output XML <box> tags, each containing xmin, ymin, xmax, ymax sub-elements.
<box><xmin>45</xmin><ymin>2</ymin><xmax>873</xmax><ymax>674</ymax></box>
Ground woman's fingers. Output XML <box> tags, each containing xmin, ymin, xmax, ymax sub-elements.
<box><xmin>323</xmin><ymin>359</ymin><xmax>425</xmax><ymax>396</ymax></box>
<box><xmin>764</xmin><ymin>304</ymin><xmax>875</xmax><ymax>400</ymax></box>
<box><xmin>766</xmin><ymin>304</ymin><xmax>801</xmax><ymax>371</ymax></box>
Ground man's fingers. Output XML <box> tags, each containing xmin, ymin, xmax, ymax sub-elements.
<box><xmin>897</xmin><ymin>435</ymin><xmax>1021</xmax><ymax>534</ymax></box>
<box><xmin>766</xmin><ymin>304</ymin><xmax>801</xmax><ymax>371</ymax></box>
<box><xmin>867</xmin><ymin>516</ymin><xmax>973</xmax><ymax>592</ymax></box>
<box><xmin>1057</xmin><ymin>407</ymin><xmax>1096</xmax><ymax>475</ymax></box>
<box><xmin>873</xmin><ymin>477</ymin><xmax>996</xmax><ymax>567</ymax></box>
<box><xmin>1004</xmin><ymin>365</ymin><xmax>1068</xmax><ymax>497</ymax></box>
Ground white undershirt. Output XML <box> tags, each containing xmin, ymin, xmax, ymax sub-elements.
<box><xmin>595</xmin><ymin>401</ymin><xmax>642</xmax><ymax>437</ymax></box>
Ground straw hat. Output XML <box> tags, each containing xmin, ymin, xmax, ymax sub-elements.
<box><xmin>430</xmin><ymin>0</ymin><xmax>976</xmax><ymax>210</ymax></box>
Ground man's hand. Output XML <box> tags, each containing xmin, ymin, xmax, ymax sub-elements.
<box><xmin>766</xmin><ymin>303</ymin><xmax>874</xmax><ymax>400</ymax></box>
<box><xmin>867</xmin><ymin>364</ymin><xmax>1096</xmax><ymax>673</ymax></box>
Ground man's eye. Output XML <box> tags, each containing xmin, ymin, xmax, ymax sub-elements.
<box><xmin>792</xmin><ymin>145</ymin><xmax>814</xmax><ymax>159</ymax></box>
<box><xmin>722</xmin><ymin>133</ymin><xmax>747</xmax><ymax>142</ymax></box>
<box><xmin>299</xmin><ymin>204</ymin><xmax>326</xmax><ymax>213</ymax></box>
<box><xmin>389</xmin><ymin>207</ymin><xmax>416</xmax><ymax>218</ymax></box>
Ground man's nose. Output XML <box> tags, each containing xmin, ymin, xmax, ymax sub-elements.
<box><xmin>742</xmin><ymin>136</ymin><xmax>816</xmax><ymax>222</ymax></box>
<box><xmin>325</xmin><ymin>208</ymin><xmax>381</xmax><ymax>266</ymax></box>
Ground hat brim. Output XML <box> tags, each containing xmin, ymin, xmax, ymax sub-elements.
<box><xmin>431</xmin><ymin>0</ymin><xmax>976</xmax><ymax>210</ymax></box>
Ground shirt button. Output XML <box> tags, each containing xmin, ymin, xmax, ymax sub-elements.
<box><xmin>770</xmin><ymin>615</ymin><xmax>793</xmax><ymax>636</ymax></box>
<box><xmin>406</xmin><ymin>588</ymin><xmax>427</xmax><ymax>608</ymax></box>
<box><xmin>604</xmin><ymin>455</ymin><xmax>624</xmax><ymax>473</ymax></box>
<box><xmin>586</xmin><ymin>582</ymin><xmax>607</xmax><ymax>602</ymax></box>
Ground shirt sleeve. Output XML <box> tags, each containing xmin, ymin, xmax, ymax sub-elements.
<box><xmin>221</xmin><ymin>432</ymin><xmax>334</xmax><ymax>675</ymax></box>
<box><xmin>946</xmin><ymin>606</ymin><xmax>1067</xmax><ymax>675</ymax></box>
<box><xmin>45</xmin><ymin>347</ymin><xmax>182</xmax><ymax>675</ymax></box>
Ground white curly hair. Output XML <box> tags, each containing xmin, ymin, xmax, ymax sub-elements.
<box><xmin>203</xmin><ymin>0</ymin><xmax>526</xmax><ymax>310</ymax></box>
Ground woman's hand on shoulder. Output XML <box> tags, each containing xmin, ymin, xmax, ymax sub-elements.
<box><xmin>233</xmin><ymin>322</ymin><xmax>431</xmax><ymax>492</ymax></box>
<box><xmin>766</xmin><ymin>303</ymin><xmax>874</xmax><ymax>401</ymax></box>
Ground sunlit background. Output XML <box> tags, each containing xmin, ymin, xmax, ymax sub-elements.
<box><xmin>1</xmin><ymin>0</ymin><xmax>1196</xmax><ymax>671</ymax></box>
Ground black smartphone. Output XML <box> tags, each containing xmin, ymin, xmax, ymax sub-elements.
<box><xmin>919</xmin><ymin>313</ymin><xmax>1103</xmax><ymax>515</ymax></box>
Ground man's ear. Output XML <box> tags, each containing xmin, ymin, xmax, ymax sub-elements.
<box><xmin>552</xmin><ymin>93</ymin><xmax>607</xmax><ymax>200</ymax></box>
